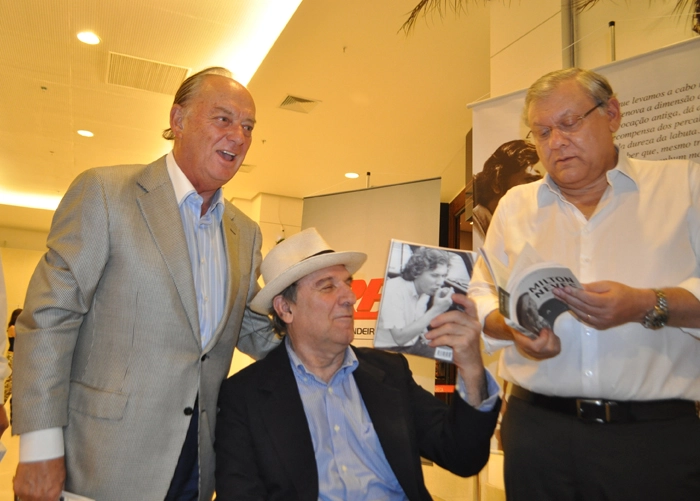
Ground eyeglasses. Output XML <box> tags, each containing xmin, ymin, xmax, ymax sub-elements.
<box><xmin>527</xmin><ymin>101</ymin><xmax>604</xmax><ymax>143</ymax></box>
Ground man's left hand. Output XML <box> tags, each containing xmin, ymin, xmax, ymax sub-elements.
<box><xmin>552</xmin><ymin>281</ymin><xmax>650</xmax><ymax>330</ymax></box>
<box><xmin>423</xmin><ymin>294</ymin><xmax>487</xmax><ymax>406</ymax></box>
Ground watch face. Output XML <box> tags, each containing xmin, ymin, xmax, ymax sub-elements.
<box><xmin>654</xmin><ymin>306</ymin><xmax>669</xmax><ymax>326</ymax></box>
<box><xmin>643</xmin><ymin>290</ymin><xmax>669</xmax><ymax>330</ymax></box>
<box><xmin>644</xmin><ymin>306</ymin><xmax>668</xmax><ymax>330</ymax></box>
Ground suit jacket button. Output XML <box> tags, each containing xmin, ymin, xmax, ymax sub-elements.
<box><xmin>184</xmin><ymin>407</ymin><xmax>194</xmax><ymax>416</ymax></box>
<box><xmin>201</xmin><ymin>354</ymin><xmax>208</xmax><ymax>361</ymax></box>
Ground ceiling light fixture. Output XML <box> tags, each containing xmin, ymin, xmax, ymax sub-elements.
<box><xmin>3</xmin><ymin>3</ymin><xmax>303</xmax><ymax>213</ymax></box>
<box><xmin>345</xmin><ymin>172</ymin><xmax>359</xmax><ymax>179</ymax></box>
<box><xmin>77</xmin><ymin>31</ymin><xmax>101</xmax><ymax>45</ymax></box>
<box><xmin>0</xmin><ymin>190</ymin><xmax>61</xmax><ymax>211</ymax></box>
<box><xmin>216</xmin><ymin>0</ymin><xmax>303</xmax><ymax>85</ymax></box>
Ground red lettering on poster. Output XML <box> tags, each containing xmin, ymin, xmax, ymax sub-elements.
<box><xmin>351</xmin><ymin>278</ymin><xmax>383</xmax><ymax>320</ymax></box>
<box><xmin>434</xmin><ymin>385</ymin><xmax>455</xmax><ymax>394</ymax></box>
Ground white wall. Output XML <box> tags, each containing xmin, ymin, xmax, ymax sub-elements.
<box><xmin>576</xmin><ymin>1</ymin><xmax>698</xmax><ymax>69</ymax></box>
<box><xmin>0</xmin><ymin>228</ymin><xmax>47</xmax><ymax>319</ymax></box>
<box><xmin>229</xmin><ymin>193</ymin><xmax>303</xmax><ymax>375</ymax></box>
<box><xmin>489</xmin><ymin>0</ymin><xmax>697</xmax><ymax>99</ymax></box>
<box><xmin>489</xmin><ymin>0</ymin><xmax>563</xmax><ymax>97</ymax></box>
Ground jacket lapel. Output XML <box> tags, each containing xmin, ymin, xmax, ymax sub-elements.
<box><xmin>259</xmin><ymin>344</ymin><xmax>319</xmax><ymax>501</ymax></box>
<box><xmin>136</xmin><ymin>156</ymin><xmax>200</xmax><ymax>341</ymax></box>
<box><xmin>352</xmin><ymin>350</ymin><xmax>424</xmax><ymax>501</ymax></box>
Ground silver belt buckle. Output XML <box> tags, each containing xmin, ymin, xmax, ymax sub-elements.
<box><xmin>576</xmin><ymin>398</ymin><xmax>616</xmax><ymax>423</ymax></box>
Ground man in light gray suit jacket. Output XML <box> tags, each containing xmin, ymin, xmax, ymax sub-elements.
<box><xmin>13</xmin><ymin>67</ymin><xmax>279</xmax><ymax>501</ymax></box>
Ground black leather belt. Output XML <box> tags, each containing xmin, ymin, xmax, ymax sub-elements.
<box><xmin>510</xmin><ymin>385</ymin><xmax>699</xmax><ymax>424</ymax></box>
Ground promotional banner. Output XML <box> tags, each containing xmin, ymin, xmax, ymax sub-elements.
<box><xmin>471</xmin><ymin>37</ymin><xmax>700</xmax><ymax>247</ymax></box>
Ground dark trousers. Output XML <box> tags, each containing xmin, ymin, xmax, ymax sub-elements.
<box><xmin>501</xmin><ymin>395</ymin><xmax>700</xmax><ymax>501</ymax></box>
<box><xmin>165</xmin><ymin>401</ymin><xmax>200</xmax><ymax>501</ymax></box>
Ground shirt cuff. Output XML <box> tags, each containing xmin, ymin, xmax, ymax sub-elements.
<box><xmin>455</xmin><ymin>369</ymin><xmax>501</xmax><ymax>412</ymax></box>
<box><xmin>473</xmin><ymin>295</ymin><xmax>500</xmax><ymax>330</ymax></box>
<box><xmin>679</xmin><ymin>277</ymin><xmax>700</xmax><ymax>339</ymax></box>
<box><xmin>473</xmin><ymin>302</ymin><xmax>516</xmax><ymax>355</ymax></box>
<box><xmin>19</xmin><ymin>428</ymin><xmax>64</xmax><ymax>462</ymax></box>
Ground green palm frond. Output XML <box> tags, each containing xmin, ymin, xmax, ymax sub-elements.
<box><xmin>401</xmin><ymin>0</ymin><xmax>700</xmax><ymax>35</ymax></box>
<box><xmin>400</xmin><ymin>0</ymin><xmax>475</xmax><ymax>34</ymax></box>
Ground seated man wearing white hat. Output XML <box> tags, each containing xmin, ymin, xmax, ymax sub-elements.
<box><xmin>214</xmin><ymin>228</ymin><xmax>500</xmax><ymax>501</ymax></box>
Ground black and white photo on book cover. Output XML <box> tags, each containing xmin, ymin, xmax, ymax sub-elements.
<box><xmin>479</xmin><ymin>243</ymin><xmax>582</xmax><ymax>339</ymax></box>
<box><xmin>373</xmin><ymin>239</ymin><xmax>477</xmax><ymax>363</ymax></box>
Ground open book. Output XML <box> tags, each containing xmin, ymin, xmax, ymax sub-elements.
<box><xmin>373</xmin><ymin>239</ymin><xmax>477</xmax><ymax>363</ymax></box>
<box><xmin>479</xmin><ymin>243</ymin><xmax>582</xmax><ymax>338</ymax></box>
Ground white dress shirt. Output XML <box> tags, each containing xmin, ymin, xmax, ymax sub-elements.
<box><xmin>469</xmin><ymin>154</ymin><xmax>700</xmax><ymax>401</ymax></box>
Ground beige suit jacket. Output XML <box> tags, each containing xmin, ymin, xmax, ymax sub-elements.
<box><xmin>14</xmin><ymin>156</ymin><xmax>278</xmax><ymax>501</ymax></box>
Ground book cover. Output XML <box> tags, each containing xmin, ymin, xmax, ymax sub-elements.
<box><xmin>479</xmin><ymin>243</ymin><xmax>582</xmax><ymax>338</ymax></box>
<box><xmin>373</xmin><ymin>239</ymin><xmax>477</xmax><ymax>363</ymax></box>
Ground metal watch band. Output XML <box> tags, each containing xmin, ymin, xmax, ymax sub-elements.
<box><xmin>642</xmin><ymin>289</ymin><xmax>668</xmax><ymax>330</ymax></box>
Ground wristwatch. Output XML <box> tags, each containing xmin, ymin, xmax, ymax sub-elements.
<box><xmin>642</xmin><ymin>289</ymin><xmax>669</xmax><ymax>330</ymax></box>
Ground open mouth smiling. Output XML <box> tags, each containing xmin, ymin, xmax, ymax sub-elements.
<box><xmin>218</xmin><ymin>150</ymin><xmax>237</xmax><ymax>162</ymax></box>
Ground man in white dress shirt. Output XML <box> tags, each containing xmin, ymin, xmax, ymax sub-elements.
<box><xmin>469</xmin><ymin>67</ymin><xmax>700</xmax><ymax>501</ymax></box>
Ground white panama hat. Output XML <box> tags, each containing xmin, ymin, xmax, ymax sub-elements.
<box><xmin>249</xmin><ymin>227</ymin><xmax>367</xmax><ymax>314</ymax></box>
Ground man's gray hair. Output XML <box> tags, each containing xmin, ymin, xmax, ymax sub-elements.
<box><xmin>270</xmin><ymin>282</ymin><xmax>299</xmax><ymax>337</ymax></box>
<box><xmin>522</xmin><ymin>68</ymin><xmax>615</xmax><ymax>126</ymax></box>
<box><xmin>162</xmin><ymin>66</ymin><xmax>233</xmax><ymax>140</ymax></box>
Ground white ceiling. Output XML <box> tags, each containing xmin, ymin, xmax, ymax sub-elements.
<box><xmin>0</xmin><ymin>0</ymin><xmax>491</xmax><ymax>233</ymax></box>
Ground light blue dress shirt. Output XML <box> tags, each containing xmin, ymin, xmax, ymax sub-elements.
<box><xmin>285</xmin><ymin>338</ymin><xmax>500</xmax><ymax>501</ymax></box>
<box><xmin>167</xmin><ymin>153</ymin><xmax>227</xmax><ymax>349</ymax></box>
<box><xmin>286</xmin><ymin>338</ymin><xmax>407</xmax><ymax>501</ymax></box>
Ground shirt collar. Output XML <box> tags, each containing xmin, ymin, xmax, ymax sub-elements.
<box><xmin>607</xmin><ymin>152</ymin><xmax>638</xmax><ymax>190</ymax></box>
<box><xmin>285</xmin><ymin>336</ymin><xmax>359</xmax><ymax>384</ymax></box>
<box><xmin>166</xmin><ymin>151</ymin><xmax>196</xmax><ymax>206</ymax></box>
<box><xmin>166</xmin><ymin>151</ymin><xmax>225</xmax><ymax>215</ymax></box>
<box><xmin>536</xmin><ymin>150</ymin><xmax>638</xmax><ymax>206</ymax></box>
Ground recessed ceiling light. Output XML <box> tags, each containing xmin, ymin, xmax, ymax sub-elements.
<box><xmin>77</xmin><ymin>130</ymin><xmax>94</xmax><ymax>137</ymax></box>
<box><xmin>77</xmin><ymin>32</ymin><xmax>101</xmax><ymax>45</ymax></box>
<box><xmin>345</xmin><ymin>172</ymin><xmax>359</xmax><ymax>179</ymax></box>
